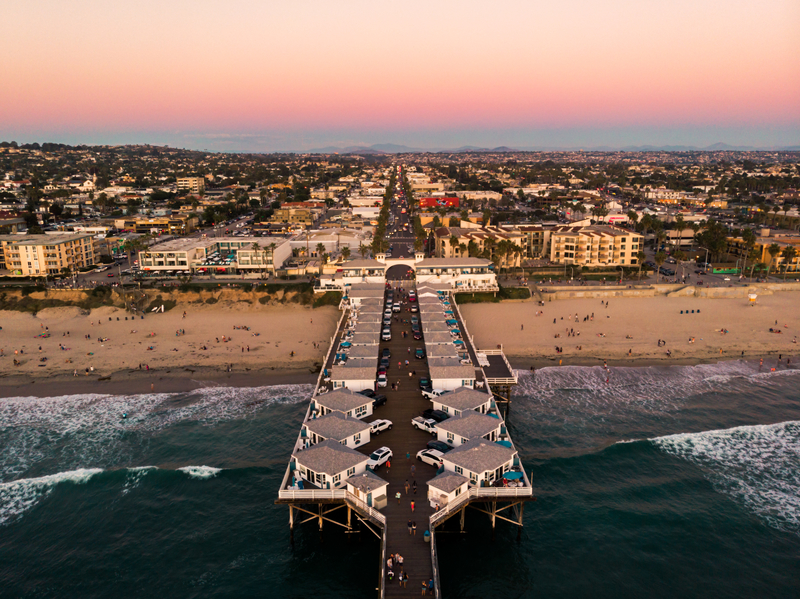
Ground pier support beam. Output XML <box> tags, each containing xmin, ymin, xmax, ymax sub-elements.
<box><xmin>460</xmin><ymin>506</ymin><xmax>466</xmax><ymax>532</ymax></box>
<box><xmin>517</xmin><ymin>503</ymin><xmax>524</xmax><ymax>540</ymax></box>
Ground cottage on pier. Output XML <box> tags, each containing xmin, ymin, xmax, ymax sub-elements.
<box><xmin>292</xmin><ymin>439</ymin><xmax>369</xmax><ymax>489</ymax></box>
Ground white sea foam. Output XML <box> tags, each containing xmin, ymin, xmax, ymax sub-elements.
<box><xmin>652</xmin><ymin>421</ymin><xmax>800</xmax><ymax>535</ymax></box>
<box><xmin>0</xmin><ymin>468</ymin><xmax>103</xmax><ymax>526</ymax></box>
<box><xmin>0</xmin><ymin>384</ymin><xmax>311</xmax><ymax>482</ymax></box>
<box><xmin>122</xmin><ymin>466</ymin><xmax>158</xmax><ymax>494</ymax></box>
<box><xmin>178</xmin><ymin>466</ymin><xmax>222</xmax><ymax>479</ymax></box>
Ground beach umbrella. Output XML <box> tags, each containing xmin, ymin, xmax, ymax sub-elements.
<box><xmin>450</xmin><ymin>329</ymin><xmax>460</xmax><ymax>334</ymax></box>
<box><xmin>446</xmin><ymin>319</ymin><xmax>458</xmax><ymax>325</ymax></box>
<box><xmin>453</xmin><ymin>339</ymin><xmax>464</xmax><ymax>345</ymax></box>
<box><xmin>444</xmin><ymin>310</ymin><xmax>454</xmax><ymax>314</ymax></box>
<box><xmin>340</xmin><ymin>341</ymin><xmax>352</xmax><ymax>348</ymax></box>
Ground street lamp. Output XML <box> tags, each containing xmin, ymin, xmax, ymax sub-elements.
<box><xmin>699</xmin><ymin>247</ymin><xmax>710</xmax><ymax>270</ymax></box>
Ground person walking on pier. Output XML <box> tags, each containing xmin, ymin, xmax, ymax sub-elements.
<box><xmin>405</xmin><ymin>480</ymin><xmax>410</xmax><ymax>494</ymax></box>
<box><xmin>412</xmin><ymin>521</ymin><xmax>417</xmax><ymax>535</ymax></box>
<box><xmin>396</xmin><ymin>491</ymin><xmax>401</xmax><ymax>503</ymax></box>
<box><xmin>408</xmin><ymin>520</ymin><xmax>413</xmax><ymax>534</ymax></box>
<box><xmin>412</xmin><ymin>480</ymin><xmax>417</xmax><ymax>494</ymax></box>
<box><xmin>410</xmin><ymin>500</ymin><xmax>415</xmax><ymax>512</ymax></box>
<box><xmin>410</xmin><ymin>464</ymin><xmax>416</xmax><ymax>478</ymax></box>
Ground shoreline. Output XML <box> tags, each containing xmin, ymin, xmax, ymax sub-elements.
<box><xmin>507</xmin><ymin>352</ymin><xmax>797</xmax><ymax>371</ymax></box>
<box><xmin>0</xmin><ymin>365</ymin><xmax>318</xmax><ymax>399</ymax></box>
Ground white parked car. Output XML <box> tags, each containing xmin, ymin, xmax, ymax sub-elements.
<box><xmin>377</xmin><ymin>373</ymin><xmax>388</xmax><ymax>387</ymax></box>
<box><xmin>416</xmin><ymin>448</ymin><xmax>444</xmax><ymax>467</ymax></box>
<box><xmin>367</xmin><ymin>446</ymin><xmax>393</xmax><ymax>470</ymax></box>
<box><xmin>421</xmin><ymin>388</ymin><xmax>446</xmax><ymax>400</ymax></box>
<box><xmin>370</xmin><ymin>419</ymin><xmax>393</xmax><ymax>435</ymax></box>
<box><xmin>381</xmin><ymin>329</ymin><xmax>391</xmax><ymax>341</ymax></box>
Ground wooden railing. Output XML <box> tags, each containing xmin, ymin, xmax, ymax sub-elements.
<box><xmin>345</xmin><ymin>493</ymin><xmax>387</xmax><ymax>527</ymax></box>
<box><xmin>430</xmin><ymin>526</ymin><xmax>442</xmax><ymax>599</ymax></box>
<box><xmin>278</xmin><ymin>488</ymin><xmax>347</xmax><ymax>501</ymax></box>
<box><xmin>429</xmin><ymin>484</ymin><xmax>534</xmax><ymax>527</ymax></box>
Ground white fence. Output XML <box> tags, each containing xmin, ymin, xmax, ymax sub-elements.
<box><xmin>278</xmin><ymin>488</ymin><xmax>347</xmax><ymax>501</ymax></box>
<box><xmin>429</xmin><ymin>485</ymin><xmax>533</xmax><ymax>527</ymax></box>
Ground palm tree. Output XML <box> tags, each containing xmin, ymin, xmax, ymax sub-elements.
<box><xmin>636</xmin><ymin>250</ymin><xmax>646</xmax><ymax>280</ymax></box>
<box><xmin>467</xmin><ymin>240</ymin><xmax>479</xmax><ymax>258</ymax></box>
<box><xmin>747</xmin><ymin>247</ymin><xmax>760</xmax><ymax>281</ymax></box>
<box><xmin>341</xmin><ymin>246</ymin><xmax>351</xmax><ymax>261</ymax></box>
<box><xmin>654</xmin><ymin>251</ymin><xmax>666</xmax><ymax>282</ymax></box>
<box><xmin>458</xmin><ymin>243</ymin><xmax>467</xmax><ymax>258</ymax></box>
<box><xmin>358</xmin><ymin>242</ymin><xmax>367</xmax><ymax>258</ymax></box>
<box><xmin>316</xmin><ymin>242</ymin><xmax>326</xmax><ymax>259</ymax></box>
<box><xmin>627</xmin><ymin>210</ymin><xmax>639</xmax><ymax>227</ymax></box>
<box><xmin>767</xmin><ymin>243</ymin><xmax>781</xmax><ymax>276</ymax></box>
<box><xmin>449</xmin><ymin>235</ymin><xmax>460</xmax><ymax>258</ymax></box>
<box><xmin>781</xmin><ymin>245</ymin><xmax>797</xmax><ymax>280</ymax></box>
<box><xmin>267</xmin><ymin>242</ymin><xmax>276</xmax><ymax>278</ymax></box>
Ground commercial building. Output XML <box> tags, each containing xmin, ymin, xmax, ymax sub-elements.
<box><xmin>419</xmin><ymin>197</ymin><xmax>459</xmax><ymax>209</ymax></box>
<box><xmin>726</xmin><ymin>229</ymin><xmax>800</xmax><ymax>273</ymax></box>
<box><xmin>549</xmin><ymin>224</ymin><xmax>643</xmax><ymax>267</ymax></box>
<box><xmin>114</xmin><ymin>214</ymin><xmax>199</xmax><ymax>235</ymax></box>
<box><xmin>0</xmin><ymin>233</ymin><xmax>96</xmax><ymax>275</ymax></box>
<box><xmin>137</xmin><ymin>236</ymin><xmax>292</xmax><ymax>275</ymax></box>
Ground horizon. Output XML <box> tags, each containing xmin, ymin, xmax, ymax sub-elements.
<box><xmin>2</xmin><ymin>0</ymin><xmax>799</xmax><ymax>152</ymax></box>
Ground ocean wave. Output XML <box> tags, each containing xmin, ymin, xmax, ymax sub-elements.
<box><xmin>0</xmin><ymin>384</ymin><xmax>312</xmax><ymax>482</ymax></box>
<box><xmin>0</xmin><ymin>468</ymin><xmax>103</xmax><ymax>526</ymax></box>
<box><xmin>652</xmin><ymin>420</ymin><xmax>800</xmax><ymax>535</ymax></box>
<box><xmin>178</xmin><ymin>466</ymin><xmax>222</xmax><ymax>479</ymax></box>
<box><xmin>122</xmin><ymin>466</ymin><xmax>158</xmax><ymax>494</ymax></box>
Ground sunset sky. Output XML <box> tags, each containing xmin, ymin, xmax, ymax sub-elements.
<box><xmin>2</xmin><ymin>0</ymin><xmax>799</xmax><ymax>151</ymax></box>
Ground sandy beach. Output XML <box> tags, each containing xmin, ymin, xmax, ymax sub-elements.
<box><xmin>0</xmin><ymin>304</ymin><xmax>339</xmax><ymax>397</ymax></box>
<box><xmin>460</xmin><ymin>292</ymin><xmax>800</xmax><ymax>367</ymax></box>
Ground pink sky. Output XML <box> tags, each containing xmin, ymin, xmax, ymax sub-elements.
<box><xmin>2</xmin><ymin>0</ymin><xmax>799</xmax><ymax>150</ymax></box>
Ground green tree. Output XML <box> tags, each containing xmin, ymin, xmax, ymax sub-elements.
<box><xmin>636</xmin><ymin>250</ymin><xmax>646</xmax><ymax>280</ymax></box>
<box><xmin>781</xmin><ymin>245</ymin><xmax>797</xmax><ymax>279</ymax></box>
<box><xmin>341</xmin><ymin>246</ymin><xmax>351</xmax><ymax>261</ymax></box>
<box><xmin>654</xmin><ymin>251</ymin><xmax>666</xmax><ymax>282</ymax></box>
<box><xmin>767</xmin><ymin>243</ymin><xmax>781</xmax><ymax>276</ymax></box>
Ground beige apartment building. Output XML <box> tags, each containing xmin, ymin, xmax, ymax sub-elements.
<box><xmin>114</xmin><ymin>215</ymin><xmax>199</xmax><ymax>235</ymax></box>
<box><xmin>549</xmin><ymin>225</ymin><xmax>643</xmax><ymax>267</ymax></box>
<box><xmin>176</xmin><ymin>177</ymin><xmax>205</xmax><ymax>194</ymax></box>
<box><xmin>0</xmin><ymin>234</ymin><xmax>96</xmax><ymax>275</ymax></box>
<box><xmin>433</xmin><ymin>226</ymin><xmax>527</xmax><ymax>266</ymax></box>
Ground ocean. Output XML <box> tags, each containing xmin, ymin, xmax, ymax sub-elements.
<box><xmin>1</xmin><ymin>362</ymin><xmax>799</xmax><ymax>598</ymax></box>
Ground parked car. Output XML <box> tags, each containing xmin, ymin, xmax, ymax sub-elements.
<box><xmin>421</xmin><ymin>388</ymin><xmax>446</xmax><ymax>401</ymax></box>
<box><xmin>367</xmin><ymin>446</ymin><xmax>393</xmax><ymax>470</ymax></box>
<box><xmin>409</xmin><ymin>305</ymin><xmax>418</xmax><ymax>313</ymax></box>
<box><xmin>416</xmin><ymin>448</ymin><xmax>444</xmax><ymax>467</ymax></box>
<box><xmin>381</xmin><ymin>328</ymin><xmax>392</xmax><ymax>341</ymax></box>
<box><xmin>422</xmin><ymin>408</ymin><xmax>449</xmax><ymax>422</ymax></box>
<box><xmin>392</xmin><ymin>304</ymin><xmax>401</xmax><ymax>313</ymax></box>
<box><xmin>372</xmin><ymin>394</ymin><xmax>388</xmax><ymax>407</ymax></box>
<box><xmin>382</xmin><ymin>348</ymin><xmax>391</xmax><ymax>359</ymax></box>
<box><xmin>419</xmin><ymin>376</ymin><xmax>431</xmax><ymax>390</ymax></box>
<box><xmin>415</xmin><ymin>348</ymin><xmax>426</xmax><ymax>359</ymax></box>
<box><xmin>413</xmin><ymin>330</ymin><xmax>423</xmax><ymax>340</ymax></box>
<box><xmin>370</xmin><ymin>419</ymin><xmax>393</xmax><ymax>434</ymax></box>
<box><xmin>426</xmin><ymin>440</ymin><xmax>451</xmax><ymax>453</ymax></box>
<box><xmin>412</xmin><ymin>416</ymin><xmax>438</xmax><ymax>434</ymax></box>
<box><xmin>377</xmin><ymin>373</ymin><xmax>388</xmax><ymax>388</ymax></box>
<box><xmin>358</xmin><ymin>389</ymin><xmax>376</xmax><ymax>398</ymax></box>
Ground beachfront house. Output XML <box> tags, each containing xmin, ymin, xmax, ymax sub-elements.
<box><xmin>435</xmin><ymin>410</ymin><xmax>503</xmax><ymax>447</ymax></box>
<box><xmin>302</xmin><ymin>411</ymin><xmax>372</xmax><ymax>449</ymax></box>
<box><xmin>314</xmin><ymin>389</ymin><xmax>374</xmax><ymax>419</ymax></box>
<box><xmin>429</xmin><ymin>363</ymin><xmax>477</xmax><ymax>390</ymax></box>
<box><xmin>346</xmin><ymin>470</ymin><xmax>390</xmax><ymax>509</ymax></box>
<box><xmin>426</xmin><ymin>471</ymin><xmax>469</xmax><ymax>510</ymax></box>
<box><xmin>441</xmin><ymin>438</ymin><xmax>518</xmax><ymax>487</ymax></box>
<box><xmin>292</xmin><ymin>439</ymin><xmax>370</xmax><ymax>490</ymax></box>
<box><xmin>433</xmin><ymin>387</ymin><xmax>493</xmax><ymax>416</ymax></box>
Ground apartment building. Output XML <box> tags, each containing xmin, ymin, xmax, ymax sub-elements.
<box><xmin>0</xmin><ymin>234</ymin><xmax>96</xmax><ymax>275</ymax></box>
<box><xmin>726</xmin><ymin>229</ymin><xmax>800</xmax><ymax>273</ymax></box>
<box><xmin>270</xmin><ymin>207</ymin><xmax>315</xmax><ymax>228</ymax></box>
<box><xmin>176</xmin><ymin>177</ymin><xmax>205</xmax><ymax>194</ymax></box>
<box><xmin>549</xmin><ymin>225</ymin><xmax>643</xmax><ymax>267</ymax></box>
<box><xmin>432</xmin><ymin>226</ymin><xmax>527</xmax><ymax>267</ymax></box>
<box><xmin>138</xmin><ymin>237</ymin><xmax>292</xmax><ymax>275</ymax></box>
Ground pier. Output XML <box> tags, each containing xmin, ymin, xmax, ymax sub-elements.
<box><xmin>277</xmin><ymin>277</ymin><xmax>534</xmax><ymax>598</ymax></box>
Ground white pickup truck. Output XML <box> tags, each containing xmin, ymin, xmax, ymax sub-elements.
<box><xmin>412</xmin><ymin>417</ymin><xmax>438</xmax><ymax>434</ymax></box>
<box><xmin>421</xmin><ymin>388</ymin><xmax>446</xmax><ymax>401</ymax></box>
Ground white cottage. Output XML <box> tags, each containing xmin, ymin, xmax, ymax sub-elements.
<box><xmin>441</xmin><ymin>438</ymin><xmax>518</xmax><ymax>487</ymax></box>
<box><xmin>433</xmin><ymin>387</ymin><xmax>493</xmax><ymax>416</ymax></box>
<box><xmin>292</xmin><ymin>439</ymin><xmax>370</xmax><ymax>489</ymax></box>
<box><xmin>302</xmin><ymin>411</ymin><xmax>372</xmax><ymax>449</ymax></box>
<box><xmin>314</xmin><ymin>388</ymin><xmax>374</xmax><ymax>419</ymax></box>
<box><xmin>346</xmin><ymin>470</ymin><xmax>390</xmax><ymax>509</ymax></box>
<box><xmin>435</xmin><ymin>410</ymin><xmax>503</xmax><ymax>447</ymax></box>
<box><xmin>427</xmin><ymin>471</ymin><xmax>469</xmax><ymax>510</ymax></box>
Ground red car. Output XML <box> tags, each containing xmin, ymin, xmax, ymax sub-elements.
<box><xmin>107</xmin><ymin>273</ymin><xmax>115</xmax><ymax>277</ymax></box>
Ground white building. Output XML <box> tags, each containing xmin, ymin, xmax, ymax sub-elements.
<box><xmin>292</xmin><ymin>439</ymin><xmax>369</xmax><ymax>490</ymax></box>
<box><xmin>440</xmin><ymin>438</ymin><xmax>518</xmax><ymax>488</ymax></box>
<box><xmin>433</xmin><ymin>387</ymin><xmax>493</xmax><ymax>416</ymax></box>
<box><xmin>435</xmin><ymin>411</ymin><xmax>503</xmax><ymax>447</ymax></box>
<box><xmin>313</xmin><ymin>389</ymin><xmax>374</xmax><ymax>419</ymax></box>
<box><xmin>302</xmin><ymin>411</ymin><xmax>371</xmax><ymax>449</ymax></box>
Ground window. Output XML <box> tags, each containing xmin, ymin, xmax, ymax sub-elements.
<box><xmin>455</xmin><ymin>466</ymin><xmax>463</xmax><ymax>475</ymax></box>
<box><xmin>446</xmin><ymin>432</ymin><xmax>454</xmax><ymax>443</ymax></box>
<box><xmin>454</xmin><ymin>487</ymin><xmax>461</xmax><ymax>497</ymax></box>
<box><xmin>347</xmin><ymin>467</ymin><xmax>355</xmax><ymax>477</ymax></box>
<box><xmin>333</xmin><ymin>473</ymin><xmax>341</xmax><ymax>484</ymax></box>
<box><xmin>470</xmin><ymin>473</ymin><xmax>478</xmax><ymax>484</ymax></box>
<box><xmin>353</xmin><ymin>432</ymin><xmax>361</xmax><ymax>443</ymax></box>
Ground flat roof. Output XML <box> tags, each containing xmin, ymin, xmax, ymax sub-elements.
<box><xmin>2</xmin><ymin>233</ymin><xmax>94</xmax><ymax>245</ymax></box>
<box><xmin>416</xmin><ymin>257</ymin><xmax>492</xmax><ymax>268</ymax></box>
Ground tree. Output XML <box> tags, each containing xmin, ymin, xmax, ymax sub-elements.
<box><xmin>654</xmin><ymin>251</ymin><xmax>666</xmax><ymax>282</ymax></box>
<box><xmin>467</xmin><ymin>240</ymin><xmax>479</xmax><ymax>258</ymax></box>
<box><xmin>627</xmin><ymin>210</ymin><xmax>639</xmax><ymax>226</ymax></box>
<box><xmin>482</xmin><ymin>210</ymin><xmax>492</xmax><ymax>226</ymax></box>
<box><xmin>781</xmin><ymin>245</ymin><xmax>797</xmax><ymax>279</ymax></box>
<box><xmin>449</xmin><ymin>235</ymin><xmax>460</xmax><ymax>257</ymax></box>
<box><xmin>341</xmin><ymin>246</ymin><xmax>351</xmax><ymax>261</ymax></box>
<box><xmin>458</xmin><ymin>243</ymin><xmax>467</xmax><ymax>258</ymax></box>
<box><xmin>767</xmin><ymin>243</ymin><xmax>781</xmax><ymax>276</ymax></box>
<box><xmin>747</xmin><ymin>246</ymin><xmax>760</xmax><ymax>281</ymax></box>
<box><xmin>448</xmin><ymin>216</ymin><xmax>460</xmax><ymax>227</ymax></box>
<box><xmin>358</xmin><ymin>242</ymin><xmax>368</xmax><ymax>258</ymax></box>
<box><xmin>316</xmin><ymin>242</ymin><xmax>326</xmax><ymax>259</ymax></box>
<box><xmin>636</xmin><ymin>250</ymin><xmax>646</xmax><ymax>280</ymax></box>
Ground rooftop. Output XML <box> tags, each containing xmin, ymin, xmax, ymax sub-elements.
<box><xmin>427</xmin><ymin>471</ymin><xmax>469</xmax><ymax>494</ymax></box>
<box><xmin>443</xmin><ymin>439</ymin><xmax>517</xmax><ymax>474</ymax></box>
<box><xmin>304</xmin><ymin>411</ymin><xmax>371</xmax><ymax>441</ymax></box>
<box><xmin>346</xmin><ymin>469</ymin><xmax>389</xmax><ymax>494</ymax></box>
<box><xmin>315</xmin><ymin>389</ymin><xmax>372</xmax><ymax>413</ymax></box>
<box><xmin>436</xmin><ymin>387</ymin><xmax>492</xmax><ymax>411</ymax></box>
<box><xmin>436</xmin><ymin>411</ymin><xmax>501</xmax><ymax>440</ymax></box>
<box><xmin>293</xmin><ymin>439</ymin><xmax>369</xmax><ymax>476</ymax></box>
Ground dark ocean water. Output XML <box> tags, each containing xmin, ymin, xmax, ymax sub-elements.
<box><xmin>1</xmin><ymin>361</ymin><xmax>799</xmax><ymax>598</ymax></box>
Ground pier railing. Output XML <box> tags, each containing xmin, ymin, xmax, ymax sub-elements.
<box><xmin>430</xmin><ymin>526</ymin><xmax>442</xmax><ymax>599</ymax></box>
<box><xmin>278</xmin><ymin>488</ymin><xmax>347</xmax><ymax>501</ymax></box>
<box><xmin>345</xmin><ymin>493</ymin><xmax>387</xmax><ymax>527</ymax></box>
<box><xmin>429</xmin><ymin>485</ymin><xmax>534</xmax><ymax>527</ymax></box>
